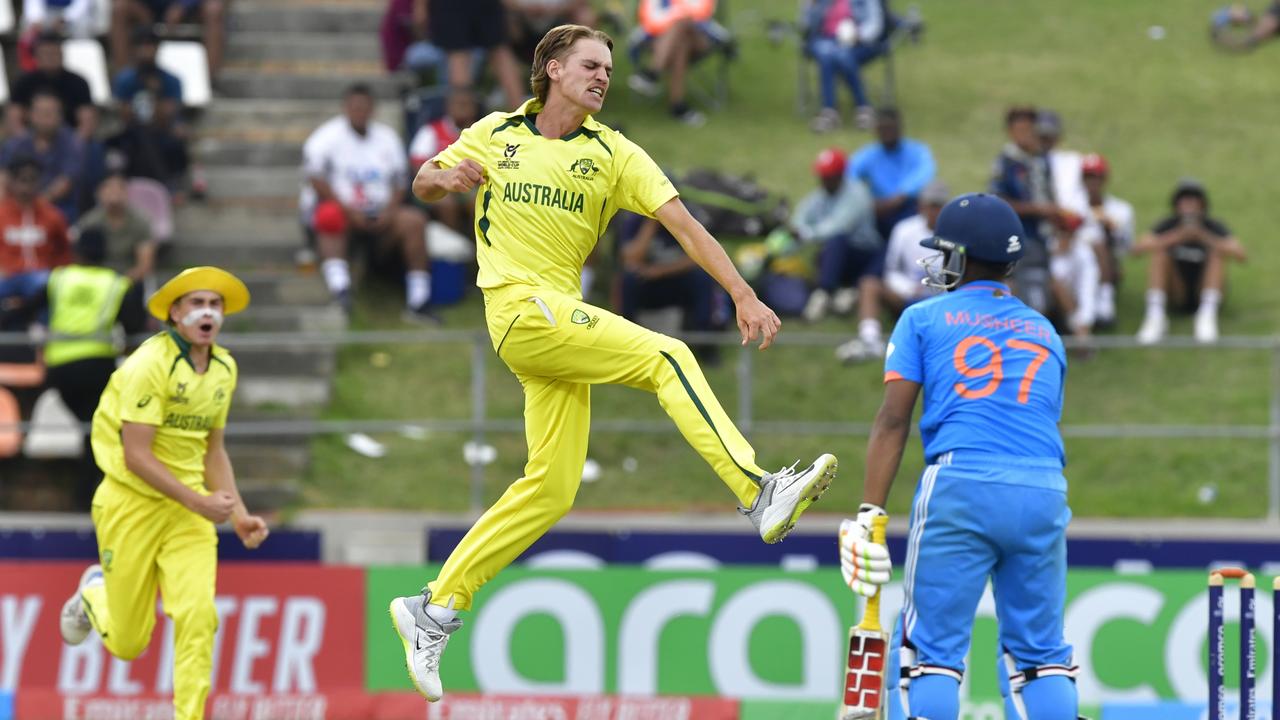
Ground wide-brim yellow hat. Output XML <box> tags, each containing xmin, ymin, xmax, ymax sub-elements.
<box><xmin>147</xmin><ymin>266</ymin><xmax>251</xmax><ymax>321</ymax></box>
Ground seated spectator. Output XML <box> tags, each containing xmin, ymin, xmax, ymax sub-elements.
<box><xmin>990</xmin><ymin>105</ymin><xmax>1068</xmax><ymax>315</ymax></box>
<box><xmin>7</xmin><ymin>31</ymin><xmax>97</xmax><ymax>140</ymax></box>
<box><xmin>616</xmin><ymin>211</ymin><xmax>722</xmax><ymax>362</ymax></box>
<box><xmin>301</xmin><ymin>84</ymin><xmax>436</xmax><ymax>322</ymax></box>
<box><xmin>73</xmin><ymin>172</ymin><xmax>157</xmax><ymax>282</ymax></box>
<box><xmin>1</xmin><ymin>229</ymin><xmax>146</xmax><ymax>510</ymax></box>
<box><xmin>1037</xmin><ymin>109</ymin><xmax>1087</xmax><ymax>215</ymax></box>
<box><xmin>1212</xmin><ymin>1</ymin><xmax>1280</xmax><ymax>49</ymax></box>
<box><xmin>0</xmin><ymin>92</ymin><xmax>85</xmax><ymax>223</ymax></box>
<box><xmin>1075</xmin><ymin>153</ymin><xmax>1134</xmax><ymax>328</ymax></box>
<box><xmin>804</xmin><ymin>0</ymin><xmax>886</xmax><ymax>133</ymax></box>
<box><xmin>1134</xmin><ymin>179</ymin><xmax>1246</xmax><ymax>345</ymax></box>
<box><xmin>19</xmin><ymin>0</ymin><xmax>99</xmax><ymax>54</ymax></box>
<box><xmin>628</xmin><ymin>0</ymin><xmax>718</xmax><ymax>126</ymax></box>
<box><xmin>409</xmin><ymin>88</ymin><xmax>479</xmax><ymax>237</ymax></box>
<box><xmin>428</xmin><ymin>0</ymin><xmax>525</xmax><ymax>109</ymax></box>
<box><xmin>1048</xmin><ymin>206</ymin><xmax>1098</xmax><ymax>339</ymax></box>
<box><xmin>794</xmin><ymin>148</ymin><xmax>881</xmax><ymax>323</ymax></box>
<box><xmin>112</xmin><ymin>0</ymin><xmax>227</xmax><ymax>78</ymax></box>
<box><xmin>380</xmin><ymin>0</ymin><xmax>446</xmax><ymax>75</ymax></box>
<box><xmin>846</xmin><ymin>107</ymin><xmax>935</xmax><ymax>239</ymax></box>
<box><xmin>507</xmin><ymin>0</ymin><xmax>598</xmax><ymax>64</ymax></box>
<box><xmin>0</xmin><ymin>156</ymin><xmax>73</xmax><ymax>308</ymax></box>
<box><xmin>108</xmin><ymin>28</ymin><xmax>190</xmax><ymax>198</ymax></box>
<box><xmin>835</xmin><ymin>178</ymin><xmax>947</xmax><ymax>363</ymax></box>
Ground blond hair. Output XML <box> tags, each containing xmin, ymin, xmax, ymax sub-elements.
<box><xmin>530</xmin><ymin>24</ymin><xmax>614</xmax><ymax>104</ymax></box>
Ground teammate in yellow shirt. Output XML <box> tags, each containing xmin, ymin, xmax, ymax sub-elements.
<box><xmin>57</xmin><ymin>267</ymin><xmax>270</xmax><ymax>720</ymax></box>
<box><xmin>389</xmin><ymin>24</ymin><xmax>839</xmax><ymax>701</ymax></box>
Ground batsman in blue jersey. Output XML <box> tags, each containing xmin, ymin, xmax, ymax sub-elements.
<box><xmin>838</xmin><ymin>193</ymin><xmax>1080</xmax><ymax>720</ymax></box>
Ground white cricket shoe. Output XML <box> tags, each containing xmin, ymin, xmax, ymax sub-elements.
<box><xmin>835</xmin><ymin>337</ymin><xmax>885</xmax><ymax>365</ymax></box>
<box><xmin>60</xmin><ymin>564</ymin><xmax>102</xmax><ymax>645</ymax></box>
<box><xmin>742</xmin><ymin>453</ymin><xmax>838</xmax><ymax>543</ymax></box>
<box><xmin>389</xmin><ymin>592</ymin><xmax>462</xmax><ymax>702</ymax></box>
<box><xmin>1194</xmin><ymin>309</ymin><xmax>1219</xmax><ymax>344</ymax></box>
<box><xmin>804</xmin><ymin>289</ymin><xmax>831</xmax><ymax>323</ymax></box>
<box><xmin>1135</xmin><ymin>312</ymin><xmax>1167</xmax><ymax>346</ymax></box>
<box><xmin>831</xmin><ymin>287</ymin><xmax>859</xmax><ymax>316</ymax></box>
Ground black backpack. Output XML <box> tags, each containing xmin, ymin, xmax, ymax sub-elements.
<box><xmin>677</xmin><ymin>169</ymin><xmax>789</xmax><ymax>238</ymax></box>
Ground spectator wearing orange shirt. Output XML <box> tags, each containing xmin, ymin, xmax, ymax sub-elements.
<box><xmin>0</xmin><ymin>155</ymin><xmax>72</xmax><ymax>306</ymax></box>
<box><xmin>628</xmin><ymin>0</ymin><xmax>717</xmax><ymax>126</ymax></box>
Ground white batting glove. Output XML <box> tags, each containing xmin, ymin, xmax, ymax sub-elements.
<box><xmin>838</xmin><ymin>503</ymin><xmax>892</xmax><ymax>597</ymax></box>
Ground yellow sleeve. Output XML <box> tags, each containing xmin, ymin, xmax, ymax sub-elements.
<box><xmin>213</xmin><ymin>358</ymin><xmax>237</xmax><ymax>429</ymax></box>
<box><xmin>613</xmin><ymin>135</ymin><xmax>679</xmax><ymax>218</ymax></box>
<box><xmin>431</xmin><ymin>113</ymin><xmax>500</xmax><ymax>170</ymax></box>
<box><xmin>116</xmin><ymin>353</ymin><xmax>167</xmax><ymax>426</ymax></box>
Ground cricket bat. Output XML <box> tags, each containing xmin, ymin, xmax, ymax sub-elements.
<box><xmin>840</xmin><ymin>514</ymin><xmax>890</xmax><ymax>720</ymax></box>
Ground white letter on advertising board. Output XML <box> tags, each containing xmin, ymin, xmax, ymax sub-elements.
<box><xmin>273</xmin><ymin>597</ymin><xmax>325</xmax><ymax>692</ymax></box>
<box><xmin>618</xmin><ymin>580</ymin><xmax>715</xmax><ymax>694</ymax></box>
<box><xmin>708</xmin><ymin>581</ymin><xmax>841</xmax><ymax>699</ymax></box>
<box><xmin>57</xmin><ymin>637</ymin><xmax>102</xmax><ymax>694</ymax></box>
<box><xmin>1</xmin><ymin>595</ymin><xmax>41</xmax><ymax>690</ymax></box>
<box><xmin>107</xmin><ymin>656</ymin><xmax>143</xmax><ymax>695</ymax></box>
<box><xmin>230</xmin><ymin>596</ymin><xmax>278</xmax><ymax>694</ymax></box>
<box><xmin>1064</xmin><ymin>583</ymin><xmax>1161</xmax><ymax>703</ymax></box>
<box><xmin>472</xmin><ymin>579</ymin><xmax>604</xmax><ymax>694</ymax></box>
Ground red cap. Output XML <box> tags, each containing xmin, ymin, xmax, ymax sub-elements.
<box><xmin>1081</xmin><ymin>153</ymin><xmax>1109</xmax><ymax>177</ymax></box>
<box><xmin>313</xmin><ymin>200</ymin><xmax>348</xmax><ymax>235</ymax></box>
<box><xmin>813</xmin><ymin>148</ymin><xmax>847</xmax><ymax>178</ymax></box>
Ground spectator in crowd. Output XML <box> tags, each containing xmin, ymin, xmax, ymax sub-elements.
<box><xmin>108</xmin><ymin>28</ymin><xmax>189</xmax><ymax>198</ymax></box>
<box><xmin>805</xmin><ymin>0</ymin><xmax>886</xmax><ymax>133</ymax></box>
<box><xmin>507</xmin><ymin>0</ymin><xmax>598</xmax><ymax>64</ymax></box>
<box><xmin>301</xmin><ymin>84</ymin><xmax>435</xmax><ymax>321</ymax></box>
<box><xmin>0</xmin><ymin>156</ymin><xmax>73</xmax><ymax>307</ymax></box>
<box><xmin>409</xmin><ymin>88</ymin><xmax>479</xmax><ymax>237</ymax></box>
<box><xmin>846</xmin><ymin>107</ymin><xmax>935</xmax><ymax>239</ymax></box>
<box><xmin>628</xmin><ymin>0</ymin><xmax>718</xmax><ymax>126</ymax></box>
<box><xmin>0</xmin><ymin>92</ymin><xmax>85</xmax><ymax>223</ymax></box>
<box><xmin>428</xmin><ymin>0</ymin><xmax>526</xmax><ymax>109</ymax></box>
<box><xmin>1037</xmin><ymin>109</ymin><xmax>1087</xmax><ymax>215</ymax></box>
<box><xmin>7</xmin><ymin>229</ymin><xmax>146</xmax><ymax>510</ymax></box>
<box><xmin>111</xmin><ymin>0</ymin><xmax>228</xmax><ymax>78</ymax></box>
<box><xmin>835</xmin><ymin>178</ymin><xmax>947</xmax><ymax>363</ymax></box>
<box><xmin>380</xmin><ymin>0</ymin><xmax>447</xmax><ymax>75</ymax></box>
<box><xmin>990</xmin><ymin>105</ymin><xmax>1065</xmax><ymax>315</ymax></box>
<box><xmin>1074</xmin><ymin>154</ymin><xmax>1135</xmax><ymax>328</ymax></box>
<box><xmin>18</xmin><ymin>0</ymin><xmax>99</xmax><ymax>67</ymax></box>
<box><xmin>794</xmin><ymin>148</ymin><xmax>881</xmax><ymax>323</ymax></box>
<box><xmin>616</xmin><ymin>211</ymin><xmax>722</xmax><ymax>362</ymax></box>
<box><xmin>7</xmin><ymin>32</ymin><xmax>97</xmax><ymax>141</ymax></box>
<box><xmin>1212</xmin><ymin>1</ymin><xmax>1280</xmax><ymax>48</ymax></box>
<box><xmin>73</xmin><ymin>172</ymin><xmax>158</xmax><ymax>283</ymax></box>
<box><xmin>1134</xmin><ymin>179</ymin><xmax>1246</xmax><ymax>344</ymax></box>
<box><xmin>1048</xmin><ymin>204</ymin><xmax>1098</xmax><ymax>339</ymax></box>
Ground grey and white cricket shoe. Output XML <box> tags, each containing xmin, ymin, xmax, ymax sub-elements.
<box><xmin>60</xmin><ymin>564</ymin><xmax>102</xmax><ymax>645</ymax></box>
<box><xmin>389</xmin><ymin>591</ymin><xmax>462</xmax><ymax>702</ymax></box>
<box><xmin>742</xmin><ymin>453</ymin><xmax>838</xmax><ymax>543</ymax></box>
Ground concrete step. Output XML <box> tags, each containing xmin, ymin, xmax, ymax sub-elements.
<box><xmin>174</xmin><ymin>203</ymin><xmax>299</xmax><ymax>233</ymax></box>
<box><xmin>238</xmin><ymin>273</ymin><xmax>330</xmax><ymax>306</ymax></box>
<box><xmin>228</xmin><ymin>32</ymin><xmax>381</xmax><ymax>63</ymax></box>
<box><xmin>224</xmin><ymin>304</ymin><xmax>346</xmax><ymax>333</ymax></box>
<box><xmin>163</xmin><ymin>241</ymin><xmax>301</xmax><ymax>269</ymax></box>
<box><xmin>225</xmin><ymin>444</ymin><xmax>310</xmax><ymax>477</ymax></box>
<box><xmin>204</xmin><ymin>166</ymin><xmax>300</xmax><ymax>198</ymax></box>
<box><xmin>230</xmin><ymin>3</ymin><xmax>382</xmax><ymax>34</ymax></box>
<box><xmin>217</xmin><ymin>69</ymin><xmax>403</xmax><ymax>100</ymax></box>
<box><xmin>194</xmin><ymin>137</ymin><xmax>303</xmax><ymax>167</ymax></box>
<box><xmin>199</xmin><ymin>98</ymin><xmax>400</xmax><ymax>130</ymax></box>
<box><xmin>233</xmin><ymin>375</ymin><xmax>331</xmax><ymax>411</ymax></box>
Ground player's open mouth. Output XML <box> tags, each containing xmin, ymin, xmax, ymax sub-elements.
<box><xmin>198</xmin><ymin>322</ymin><xmax>214</xmax><ymax>333</ymax></box>
<box><xmin>588</xmin><ymin>87</ymin><xmax>605</xmax><ymax>98</ymax></box>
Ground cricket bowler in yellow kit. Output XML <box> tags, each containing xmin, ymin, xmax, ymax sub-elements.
<box><xmin>389</xmin><ymin>24</ymin><xmax>840</xmax><ymax>701</ymax></box>
<box><xmin>57</xmin><ymin>267</ymin><xmax>270</xmax><ymax>720</ymax></box>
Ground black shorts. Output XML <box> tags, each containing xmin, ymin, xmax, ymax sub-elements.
<box><xmin>428</xmin><ymin>0</ymin><xmax>508</xmax><ymax>51</ymax></box>
<box><xmin>1173</xmin><ymin>258</ymin><xmax>1205</xmax><ymax>312</ymax></box>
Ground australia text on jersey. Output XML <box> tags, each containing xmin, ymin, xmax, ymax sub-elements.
<box><xmin>501</xmin><ymin>182</ymin><xmax>586</xmax><ymax>213</ymax></box>
<box><xmin>944</xmin><ymin>310</ymin><xmax>1052</xmax><ymax>342</ymax></box>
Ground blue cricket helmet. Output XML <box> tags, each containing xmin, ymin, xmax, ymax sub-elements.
<box><xmin>919</xmin><ymin>193</ymin><xmax>1025</xmax><ymax>290</ymax></box>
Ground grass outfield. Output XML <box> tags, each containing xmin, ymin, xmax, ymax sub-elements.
<box><xmin>303</xmin><ymin>0</ymin><xmax>1277</xmax><ymax>518</ymax></box>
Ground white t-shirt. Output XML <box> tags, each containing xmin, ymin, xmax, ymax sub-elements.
<box><xmin>299</xmin><ymin>116</ymin><xmax>408</xmax><ymax>220</ymax></box>
<box><xmin>1076</xmin><ymin>194</ymin><xmax>1135</xmax><ymax>252</ymax></box>
<box><xmin>883</xmin><ymin>213</ymin><xmax>938</xmax><ymax>301</ymax></box>
<box><xmin>1048</xmin><ymin>149</ymin><xmax>1087</xmax><ymax>216</ymax></box>
<box><xmin>408</xmin><ymin>119</ymin><xmax>459</xmax><ymax>171</ymax></box>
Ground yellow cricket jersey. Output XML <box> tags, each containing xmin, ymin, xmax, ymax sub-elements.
<box><xmin>432</xmin><ymin>98</ymin><xmax>679</xmax><ymax>298</ymax></box>
<box><xmin>91</xmin><ymin>330</ymin><xmax>237</xmax><ymax>497</ymax></box>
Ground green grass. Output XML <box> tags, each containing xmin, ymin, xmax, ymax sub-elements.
<box><xmin>303</xmin><ymin>0</ymin><xmax>1279</xmax><ymax>518</ymax></box>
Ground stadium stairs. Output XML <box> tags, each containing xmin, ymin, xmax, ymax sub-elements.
<box><xmin>2</xmin><ymin>0</ymin><xmax>404</xmax><ymax>512</ymax></box>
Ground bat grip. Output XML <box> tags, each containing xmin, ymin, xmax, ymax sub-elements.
<box><xmin>860</xmin><ymin>515</ymin><xmax>889</xmax><ymax>633</ymax></box>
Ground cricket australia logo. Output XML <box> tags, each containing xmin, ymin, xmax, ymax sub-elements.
<box><xmin>571</xmin><ymin>309</ymin><xmax>599</xmax><ymax>329</ymax></box>
<box><xmin>169</xmin><ymin>382</ymin><xmax>189</xmax><ymax>405</ymax></box>
<box><xmin>214</xmin><ymin>387</ymin><xmax>227</xmax><ymax>404</ymax></box>
<box><xmin>497</xmin><ymin>144</ymin><xmax>521</xmax><ymax>170</ymax></box>
<box><xmin>568</xmin><ymin>157</ymin><xmax>600</xmax><ymax>181</ymax></box>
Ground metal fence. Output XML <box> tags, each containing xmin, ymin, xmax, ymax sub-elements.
<box><xmin>3</xmin><ymin>330</ymin><xmax>1279</xmax><ymax>519</ymax></box>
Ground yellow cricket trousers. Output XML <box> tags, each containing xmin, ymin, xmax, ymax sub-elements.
<box><xmin>429</xmin><ymin>284</ymin><xmax>766</xmax><ymax>610</ymax></box>
<box><xmin>82</xmin><ymin>478</ymin><xmax>219</xmax><ymax>720</ymax></box>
